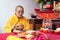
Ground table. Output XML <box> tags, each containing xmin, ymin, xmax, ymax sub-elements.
<box><xmin>0</xmin><ymin>32</ymin><xmax>46</xmax><ymax>40</ymax></box>
<box><xmin>0</xmin><ymin>32</ymin><xmax>60</xmax><ymax>40</ymax></box>
<box><xmin>46</xmin><ymin>33</ymin><xmax>60</xmax><ymax>40</ymax></box>
<box><xmin>39</xmin><ymin>31</ymin><xmax>60</xmax><ymax>40</ymax></box>
<box><xmin>0</xmin><ymin>33</ymin><xmax>16</xmax><ymax>40</ymax></box>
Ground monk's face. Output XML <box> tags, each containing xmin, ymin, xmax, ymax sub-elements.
<box><xmin>15</xmin><ymin>7</ymin><xmax>24</xmax><ymax>18</ymax></box>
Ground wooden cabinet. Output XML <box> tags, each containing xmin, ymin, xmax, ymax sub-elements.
<box><xmin>28</xmin><ymin>19</ymin><xmax>43</xmax><ymax>30</ymax></box>
<box><xmin>52</xmin><ymin>19</ymin><xmax>60</xmax><ymax>30</ymax></box>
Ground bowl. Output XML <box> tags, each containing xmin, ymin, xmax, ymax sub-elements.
<box><xmin>43</xmin><ymin>28</ymin><xmax>48</xmax><ymax>33</ymax></box>
<box><xmin>31</xmin><ymin>15</ymin><xmax>37</xmax><ymax>18</ymax></box>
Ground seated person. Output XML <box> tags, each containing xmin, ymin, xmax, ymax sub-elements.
<box><xmin>4</xmin><ymin>5</ymin><xmax>30</xmax><ymax>33</ymax></box>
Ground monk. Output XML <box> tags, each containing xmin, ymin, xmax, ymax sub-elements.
<box><xmin>4</xmin><ymin>5</ymin><xmax>30</xmax><ymax>33</ymax></box>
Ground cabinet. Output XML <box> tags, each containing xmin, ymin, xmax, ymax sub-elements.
<box><xmin>28</xmin><ymin>19</ymin><xmax>43</xmax><ymax>30</ymax></box>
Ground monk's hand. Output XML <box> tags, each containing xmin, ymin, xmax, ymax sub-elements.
<box><xmin>12</xmin><ymin>25</ymin><xmax>17</xmax><ymax>29</ymax></box>
<box><xmin>11</xmin><ymin>25</ymin><xmax>16</xmax><ymax>32</ymax></box>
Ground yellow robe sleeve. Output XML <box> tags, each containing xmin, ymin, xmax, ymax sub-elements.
<box><xmin>6</xmin><ymin>35</ymin><xmax>24</xmax><ymax>40</ymax></box>
<box><xmin>4</xmin><ymin>18</ymin><xmax>12</xmax><ymax>33</ymax></box>
<box><xmin>24</xmin><ymin>18</ymin><xmax>30</xmax><ymax>30</ymax></box>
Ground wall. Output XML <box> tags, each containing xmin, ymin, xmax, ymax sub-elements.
<box><xmin>0</xmin><ymin>0</ymin><xmax>39</xmax><ymax>33</ymax></box>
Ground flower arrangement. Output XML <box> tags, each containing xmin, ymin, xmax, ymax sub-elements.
<box><xmin>55</xmin><ymin>2</ymin><xmax>60</xmax><ymax>13</ymax></box>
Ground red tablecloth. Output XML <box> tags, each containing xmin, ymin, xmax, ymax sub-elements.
<box><xmin>39</xmin><ymin>31</ymin><xmax>60</xmax><ymax>40</ymax></box>
<box><xmin>46</xmin><ymin>33</ymin><xmax>60</xmax><ymax>40</ymax></box>
<box><xmin>0</xmin><ymin>33</ymin><xmax>46</xmax><ymax>40</ymax></box>
<box><xmin>0</xmin><ymin>32</ymin><xmax>60</xmax><ymax>40</ymax></box>
<box><xmin>0</xmin><ymin>33</ymin><xmax>16</xmax><ymax>40</ymax></box>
